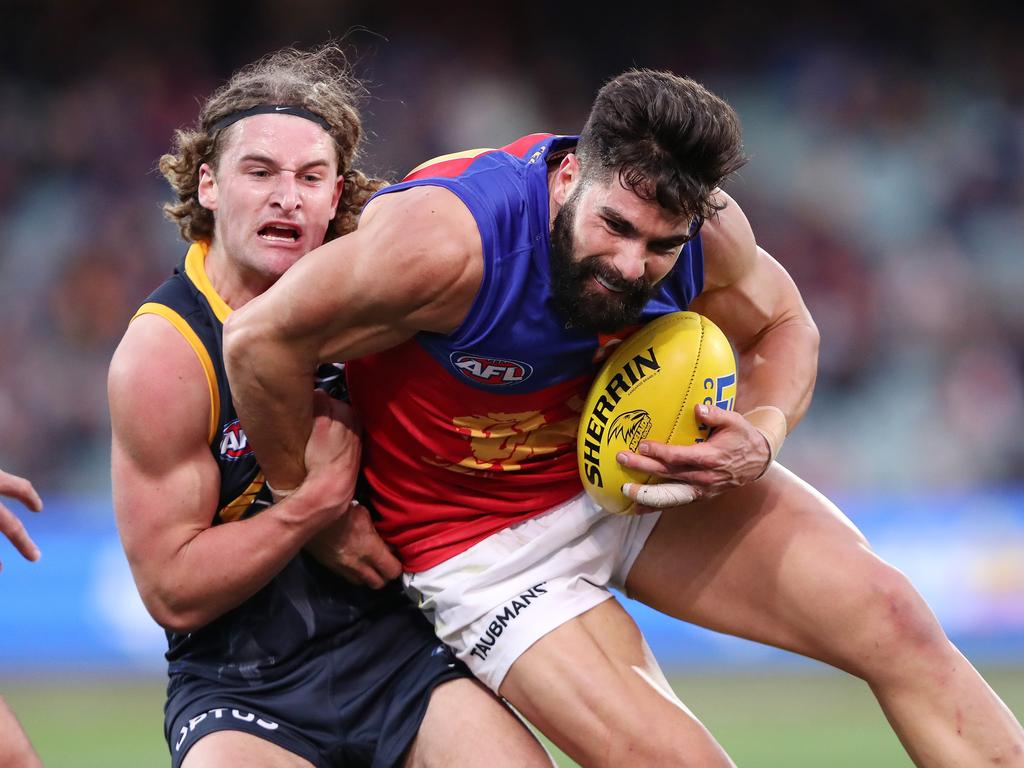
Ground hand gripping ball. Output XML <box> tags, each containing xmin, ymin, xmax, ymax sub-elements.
<box><xmin>578</xmin><ymin>312</ymin><xmax>737</xmax><ymax>515</ymax></box>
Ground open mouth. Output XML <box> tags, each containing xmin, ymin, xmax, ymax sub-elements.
<box><xmin>593</xmin><ymin>273</ymin><xmax>626</xmax><ymax>293</ymax></box>
<box><xmin>258</xmin><ymin>224</ymin><xmax>301</xmax><ymax>242</ymax></box>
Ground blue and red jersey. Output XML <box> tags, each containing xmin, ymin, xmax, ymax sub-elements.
<box><xmin>347</xmin><ymin>134</ymin><xmax>704</xmax><ymax>571</ymax></box>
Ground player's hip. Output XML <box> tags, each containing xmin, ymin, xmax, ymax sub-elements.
<box><xmin>403</xmin><ymin>493</ymin><xmax>661</xmax><ymax>690</ymax></box>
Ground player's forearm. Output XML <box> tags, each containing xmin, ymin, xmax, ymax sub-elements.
<box><xmin>735</xmin><ymin>317</ymin><xmax>820</xmax><ymax>431</ymax></box>
<box><xmin>141</xmin><ymin>486</ymin><xmax>339</xmax><ymax>633</ymax></box>
<box><xmin>223</xmin><ymin>302</ymin><xmax>316</xmax><ymax>491</ymax></box>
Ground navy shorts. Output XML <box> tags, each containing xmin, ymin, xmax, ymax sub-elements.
<box><xmin>164</xmin><ymin>610</ymin><xmax>469</xmax><ymax>768</ymax></box>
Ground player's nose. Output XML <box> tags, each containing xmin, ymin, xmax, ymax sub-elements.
<box><xmin>609</xmin><ymin>242</ymin><xmax>647</xmax><ymax>282</ymax></box>
<box><xmin>271</xmin><ymin>173</ymin><xmax>301</xmax><ymax>211</ymax></box>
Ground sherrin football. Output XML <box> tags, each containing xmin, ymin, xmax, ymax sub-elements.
<box><xmin>578</xmin><ymin>311</ymin><xmax>737</xmax><ymax>515</ymax></box>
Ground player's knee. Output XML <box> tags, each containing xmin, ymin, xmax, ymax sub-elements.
<box><xmin>843</xmin><ymin>561</ymin><xmax>951</xmax><ymax>676</ymax></box>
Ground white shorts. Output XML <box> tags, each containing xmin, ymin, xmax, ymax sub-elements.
<box><xmin>402</xmin><ymin>493</ymin><xmax>661</xmax><ymax>692</ymax></box>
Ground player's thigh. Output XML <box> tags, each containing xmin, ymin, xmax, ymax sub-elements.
<box><xmin>499</xmin><ymin>598</ymin><xmax>731</xmax><ymax>768</ymax></box>
<box><xmin>403</xmin><ymin>677</ymin><xmax>553</xmax><ymax>768</ymax></box>
<box><xmin>182</xmin><ymin>730</ymin><xmax>315</xmax><ymax>768</ymax></box>
<box><xmin>626</xmin><ymin>463</ymin><xmax>909</xmax><ymax>661</ymax></box>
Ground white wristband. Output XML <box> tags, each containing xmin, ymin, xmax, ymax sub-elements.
<box><xmin>742</xmin><ymin>405</ymin><xmax>788</xmax><ymax>477</ymax></box>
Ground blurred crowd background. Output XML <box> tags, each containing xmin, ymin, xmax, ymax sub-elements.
<box><xmin>1</xmin><ymin>0</ymin><xmax>1022</xmax><ymax>500</ymax></box>
<box><xmin>0</xmin><ymin>13</ymin><xmax>1021</xmax><ymax>766</ymax></box>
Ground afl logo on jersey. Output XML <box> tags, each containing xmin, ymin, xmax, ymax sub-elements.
<box><xmin>220</xmin><ymin>419</ymin><xmax>254</xmax><ymax>461</ymax></box>
<box><xmin>450</xmin><ymin>353</ymin><xmax>534</xmax><ymax>386</ymax></box>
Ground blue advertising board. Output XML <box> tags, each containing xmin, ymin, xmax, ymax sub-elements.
<box><xmin>1</xmin><ymin>489</ymin><xmax>1022</xmax><ymax>674</ymax></box>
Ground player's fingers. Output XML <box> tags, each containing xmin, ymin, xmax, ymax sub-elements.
<box><xmin>376</xmin><ymin>557</ymin><xmax>403</xmax><ymax>584</ymax></box>
<box><xmin>338</xmin><ymin>563</ymin><xmax>384</xmax><ymax>589</ymax></box>
<box><xmin>615</xmin><ymin>451</ymin><xmax>670</xmax><ymax>476</ymax></box>
<box><xmin>360</xmin><ymin>569</ymin><xmax>388</xmax><ymax>589</ymax></box>
<box><xmin>0</xmin><ymin>472</ymin><xmax>42</xmax><ymax>513</ymax></box>
<box><xmin>617</xmin><ymin>449</ymin><xmax>710</xmax><ymax>477</ymax></box>
<box><xmin>24</xmin><ymin>484</ymin><xmax>42</xmax><ymax>513</ymax></box>
<box><xmin>695</xmin><ymin>402</ymin><xmax>739</xmax><ymax>427</ymax></box>
<box><xmin>632</xmin><ymin>442</ymin><xmax>717</xmax><ymax>469</ymax></box>
<box><xmin>648</xmin><ymin>469</ymin><xmax>720</xmax><ymax>488</ymax></box>
<box><xmin>0</xmin><ymin>504</ymin><xmax>41</xmax><ymax>562</ymax></box>
<box><xmin>364</xmin><ymin>546</ymin><xmax>402</xmax><ymax>583</ymax></box>
<box><xmin>621</xmin><ymin>482</ymin><xmax>699</xmax><ymax>508</ymax></box>
<box><xmin>620</xmin><ymin>459</ymin><xmax>716</xmax><ymax>487</ymax></box>
<box><xmin>325</xmin><ymin>395</ymin><xmax>358</xmax><ymax>429</ymax></box>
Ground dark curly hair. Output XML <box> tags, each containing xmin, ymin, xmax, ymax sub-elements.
<box><xmin>159</xmin><ymin>43</ymin><xmax>385</xmax><ymax>243</ymax></box>
<box><xmin>576</xmin><ymin>69</ymin><xmax>747</xmax><ymax>222</ymax></box>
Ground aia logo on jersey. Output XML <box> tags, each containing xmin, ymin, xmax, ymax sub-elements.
<box><xmin>220</xmin><ymin>419</ymin><xmax>253</xmax><ymax>461</ymax></box>
<box><xmin>449</xmin><ymin>353</ymin><xmax>534</xmax><ymax>386</ymax></box>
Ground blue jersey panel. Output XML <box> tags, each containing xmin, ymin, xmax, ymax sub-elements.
<box><xmin>368</xmin><ymin>135</ymin><xmax>705</xmax><ymax>395</ymax></box>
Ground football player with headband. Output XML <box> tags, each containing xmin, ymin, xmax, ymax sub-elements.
<box><xmin>108</xmin><ymin>44</ymin><xmax>551</xmax><ymax>768</ymax></box>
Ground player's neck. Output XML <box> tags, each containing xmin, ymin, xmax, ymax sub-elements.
<box><xmin>203</xmin><ymin>240</ymin><xmax>275</xmax><ymax>310</ymax></box>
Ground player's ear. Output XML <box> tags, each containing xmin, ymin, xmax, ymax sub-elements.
<box><xmin>551</xmin><ymin>153</ymin><xmax>579</xmax><ymax>208</ymax></box>
<box><xmin>197</xmin><ymin>163</ymin><xmax>218</xmax><ymax>211</ymax></box>
<box><xmin>329</xmin><ymin>173</ymin><xmax>344</xmax><ymax>219</ymax></box>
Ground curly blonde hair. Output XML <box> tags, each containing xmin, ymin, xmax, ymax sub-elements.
<box><xmin>159</xmin><ymin>43</ymin><xmax>385</xmax><ymax>243</ymax></box>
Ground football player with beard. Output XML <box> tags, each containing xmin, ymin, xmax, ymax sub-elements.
<box><xmin>225</xmin><ymin>69</ymin><xmax>1024</xmax><ymax>767</ymax></box>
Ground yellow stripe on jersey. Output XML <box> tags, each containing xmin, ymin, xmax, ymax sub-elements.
<box><xmin>218</xmin><ymin>471</ymin><xmax>266</xmax><ymax>523</ymax></box>
<box><xmin>406</xmin><ymin>148</ymin><xmax>494</xmax><ymax>177</ymax></box>
<box><xmin>184</xmin><ymin>242</ymin><xmax>233</xmax><ymax>323</ymax></box>
<box><xmin>131</xmin><ymin>303</ymin><xmax>221</xmax><ymax>444</ymax></box>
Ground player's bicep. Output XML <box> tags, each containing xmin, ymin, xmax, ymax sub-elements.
<box><xmin>690</xmin><ymin>192</ymin><xmax>814</xmax><ymax>351</ymax></box>
<box><xmin>254</xmin><ymin>186</ymin><xmax>484</xmax><ymax>362</ymax></box>
<box><xmin>108</xmin><ymin>318</ymin><xmax>221</xmax><ymax>595</ymax></box>
<box><xmin>694</xmin><ymin>247</ymin><xmax>813</xmax><ymax>353</ymax></box>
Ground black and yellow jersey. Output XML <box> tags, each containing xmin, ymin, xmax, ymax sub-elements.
<box><xmin>133</xmin><ymin>242</ymin><xmax>414</xmax><ymax>684</ymax></box>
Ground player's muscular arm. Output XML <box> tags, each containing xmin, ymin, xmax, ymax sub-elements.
<box><xmin>109</xmin><ymin>317</ymin><xmax>358</xmax><ymax>633</ymax></box>
<box><xmin>691</xmin><ymin>190</ymin><xmax>820</xmax><ymax>431</ymax></box>
<box><xmin>224</xmin><ymin>185</ymin><xmax>483</xmax><ymax>492</ymax></box>
<box><xmin>620</xmin><ymin>191</ymin><xmax>820</xmax><ymax>507</ymax></box>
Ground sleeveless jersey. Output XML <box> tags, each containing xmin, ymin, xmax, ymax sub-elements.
<box><xmin>134</xmin><ymin>243</ymin><xmax>415</xmax><ymax>683</ymax></box>
<box><xmin>346</xmin><ymin>135</ymin><xmax>704</xmax><ymax>572</ymax></box>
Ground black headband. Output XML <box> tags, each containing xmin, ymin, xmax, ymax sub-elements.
<box><xmin>209</xmin><ymin>104</ymin><xmax>333</xmax><ymax>134</ymax></box>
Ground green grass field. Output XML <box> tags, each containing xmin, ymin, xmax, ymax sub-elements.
<box><xmin>4</xmin><ymin>668</ymin><xmax>1022</xmax><ymax>767</ymax></box>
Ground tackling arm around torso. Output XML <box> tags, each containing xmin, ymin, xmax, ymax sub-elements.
<box><xmin>223</xmin><ymin>185</ymin><xmax>484</xmax><ymax>493</ymax></box>
<box><xmin>109</xmin><ymin>315</ymin><xmax>358</xmax><ymax>633</ymax></box>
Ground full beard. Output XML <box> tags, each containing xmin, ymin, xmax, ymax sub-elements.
<box><xmin>548</xmin><ymin>196</ymin><xmax>656</xmax><ymax>333</ymax></box>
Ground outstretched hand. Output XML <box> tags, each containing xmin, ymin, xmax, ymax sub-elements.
<box><xmin>305</xmin><ymin>502</ymin><xmax>402</xmax><ymax>588</ymax></box>
<box><xmin>618</xmin><ymin>403</ymin><xmax>771</xmax><ymax>511</ymax></box>
<box><xmin>0</xmin><ymin>469</ymin><xmax>42</xmax><ymax>572</ymax></box>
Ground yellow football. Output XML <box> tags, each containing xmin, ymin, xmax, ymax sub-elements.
<box><xmin>578</xmin><ymin>311</ymin><xmax>737</xmax><ymax>515</ymax></box>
